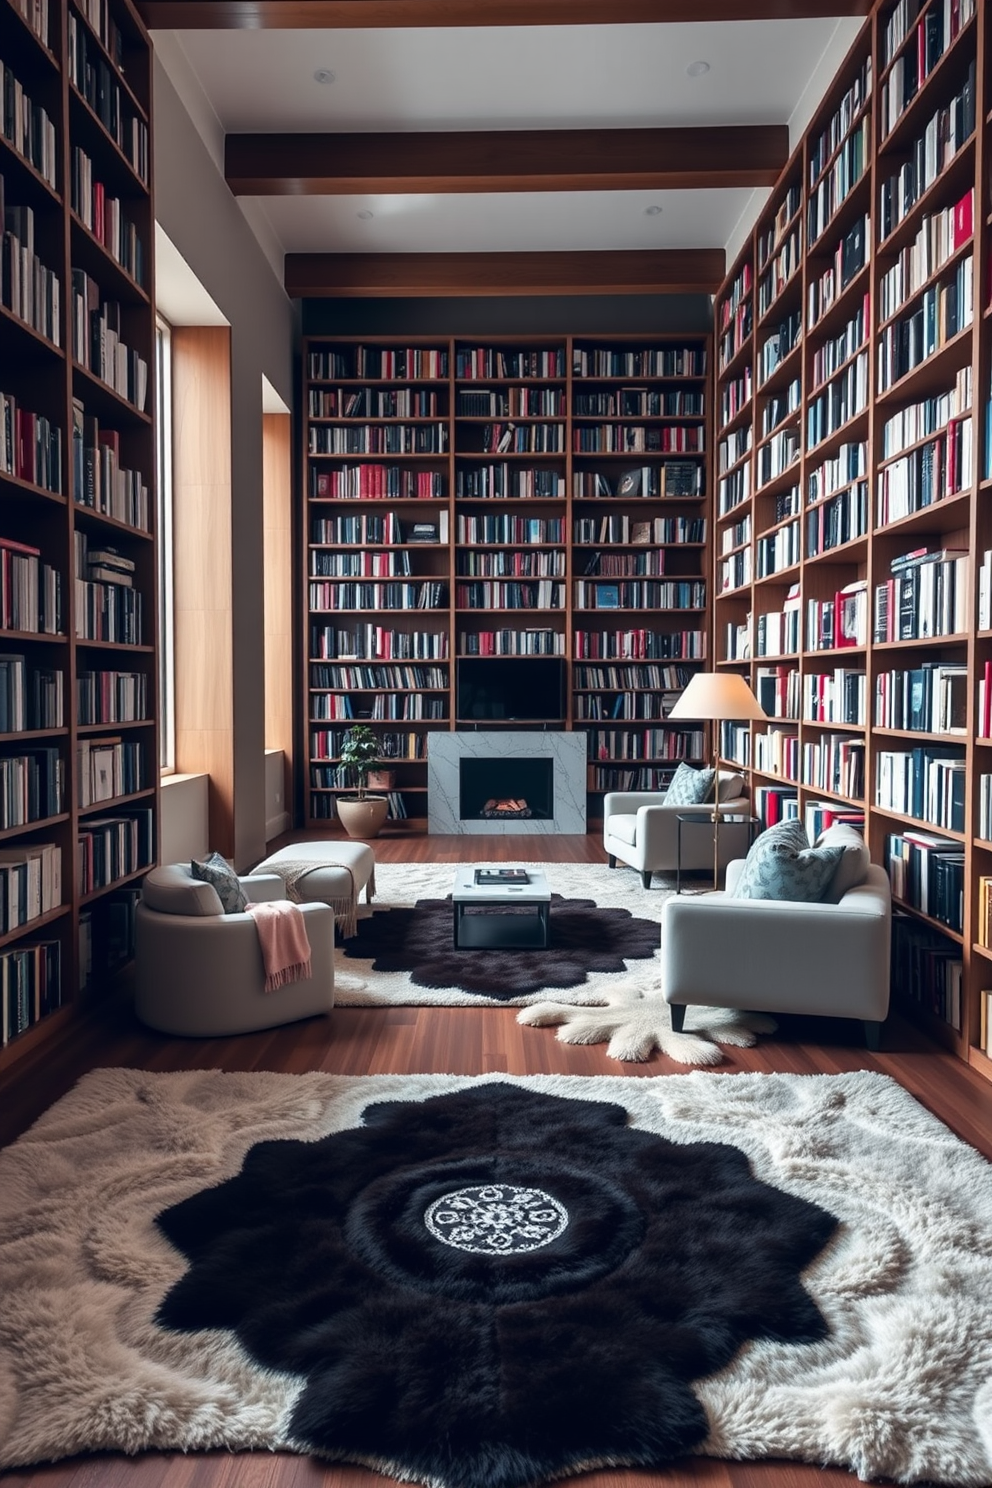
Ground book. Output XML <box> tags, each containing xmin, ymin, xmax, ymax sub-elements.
<box><xmin>474</xmin><ymin>868</ymin><xmax>529</xmax><ymax>885</ymax></box>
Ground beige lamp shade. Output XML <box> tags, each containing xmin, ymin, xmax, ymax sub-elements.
<box><xmin>667</xmin><ymin>671</ymin><xmax>768</xmax><ymax>721</ymax></box>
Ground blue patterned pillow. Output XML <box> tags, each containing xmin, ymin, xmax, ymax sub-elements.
<box><xmin>664</xmin><ymin>762</ymin><xmax>715</xmax><ymax>807</ymax></box>
<box><xmin>732</xmin><ymin>820</ymin><xmax>844</xmax><ymax>903</ymax></box>
<box><xmin>190</xmin><ymin>852</ymin><xmax>248</xmax><ymax>915</ymax></box>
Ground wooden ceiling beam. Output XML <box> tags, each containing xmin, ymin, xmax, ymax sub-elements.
<box><xmin>227</xmin><ymin>126</ymin><xmax>788</xmax><ymax>196</ymax></box>
<box><xmin>140</xmin><ymin>0</ymin><xmax>870</xmax><ymax>27</ymax></box>
<box><xmin>284</xmin><ymin>249</ymin><xmax>726</xmax><ymax>297</ymax></box>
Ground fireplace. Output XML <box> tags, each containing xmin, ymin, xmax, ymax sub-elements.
<box><xmin>427</xmin><ymin>732</ymin><xmax>587</xmax><ymax>835</ymax></box>
<box><xmin>459</xmin><ymin>757</ymin><xmax>555</xmax><ymax>821</ymax></box>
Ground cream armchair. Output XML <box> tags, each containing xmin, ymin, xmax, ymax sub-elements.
<box><xmin>603</xmin><ymin>771</ymin><xmax>750</xmax><ymax>888</ymax></box>
<box><xmin>661</xmin><ymin>858</ymin><xmax>891</xmax><ymax>1048</ymax></box>
<box><xmin>135</xmin><ymin>864</ymin><xmax>335</xmax><ymax>1036</ymax></box>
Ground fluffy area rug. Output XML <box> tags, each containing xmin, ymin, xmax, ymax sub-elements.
<box><xmin>1</xmin><ymin>1067</ymin><xmax>991</xmax><ymax>1488</ymax></box>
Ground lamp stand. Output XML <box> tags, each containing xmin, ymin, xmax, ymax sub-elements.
<box><xmin>712</xmin><ymin>737</ymin><xmax>720</xmax><ymax>891</ymax></box>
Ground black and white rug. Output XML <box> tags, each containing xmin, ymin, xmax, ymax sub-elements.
<box><xmin>1</xmin><ymin>1068</ymin><xmax>991</xmax><ymax>1486</ymax></box>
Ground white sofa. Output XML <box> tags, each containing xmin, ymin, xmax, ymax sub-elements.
<box><xmin>603</xmin><ymin>770</ymin><xmax>750</xmax><ymax>887</ymax></box>
<box><xmin>135</xmin><ymin>864</ymin><xmax>335</xmax><ymax>1036</ymax></box>
<box><xmin>661</xmin><ymin>856</ymin><xmax>892</xmax><ymax>1048</ymax></box>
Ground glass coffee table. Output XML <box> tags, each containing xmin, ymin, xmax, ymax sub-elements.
<box><xmin>451</xmin><ymin>867</ymin><xmax>552</xmax><ymax>949</ymax></box>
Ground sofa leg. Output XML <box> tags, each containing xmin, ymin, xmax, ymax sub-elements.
<box><xmin>641</xmin><ymin>870</ymin><xmax>652</xmax><ymax>889</ymax></box>
<box><xmin>669</xmin><ymin>1004</ymin><xmax>687</xmax><ymax>1032</ymax></box>
<box><xmin>608</xmin><ymin>854</ymin><xmax>616</xmax><ymax>869</ymax></box>
<box><xmin>863</xmin><ymin>1020</ymin><xmax>882</xmax><ymax>1051</ymax></box>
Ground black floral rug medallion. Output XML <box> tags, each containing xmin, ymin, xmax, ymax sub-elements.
<box><xmin>341</xmin><ymin>893</ymin><xmax>661</xmax><ymax>998</ymax></box>
<box><xmin>155</xmin><ymin>1083</ymin><xmax>837</xmax><ymax>1488</ymax></box>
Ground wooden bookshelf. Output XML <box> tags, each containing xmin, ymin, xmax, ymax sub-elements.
<box><xmin>301</xmin><ymin>332</ymin><xmax>711</xmax><ymax>830</ymax></box>
<box><xmin>712</xmin><ymin>0</ymin><xmax>990</xmax><ymax>1074</ymax></box>
<box><xmin>0</xmin><ymin>0</ymin><xmax>157</xmax><ymax>1068</ymax></box>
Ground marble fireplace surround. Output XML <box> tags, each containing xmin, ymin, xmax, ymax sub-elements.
<box><xmin>427</xmin><ymin>732</ymin><xmax>587</xmax><ymax>835</ymax></box>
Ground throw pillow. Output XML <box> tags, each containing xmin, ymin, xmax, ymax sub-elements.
<box><xmin>190</xmin><ymin>852</ymin><xmax>248</xmax><ymax>915</ymax></box>
<box><xmin>664</xmin><ymin>761</ymin><xmax>715</xmax><ymax>808</ymax></box>
<box><xmin>732</xmin><ymin>819</ymin><xmax>844</xmax><ymax>903</ymax></box>
<box><xmin>815</xmin><ymin>823</ymin><xmax>870</xmax><ymax>902</ymax></box>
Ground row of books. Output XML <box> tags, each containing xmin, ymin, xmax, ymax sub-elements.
<box><xmin>572</xmin><ymin>628</ymin><xmax>705</xmax><ymax>661</ymax></box>
<box><xmin>807</xmin><ymin>440</ymin><xmax>867</xmax><ymax>503</ymax></box>
<box><xmin>875</xmin><ymin>663</ymin><xmax>966</xmax><ymax>734</ymax></box>
<box><xmin>459</xmin><ymin>389</ymin><xmax>564</xmax><ymax>417</ymax></box>
<box><xmin>574</xmin><ymin>664</ymin><xmax>693</xmax><ymax>690</ymax></box>
<box><xmin>70</xmin><ymin>272</ymin><xmax>149</xmax><ymax>411</ymax></box>
<box><xmin>71</xmin><ymin>402</ymin><xmax>151</xmax><ymax>530</ymax></box>
<box><xmin>575</xmin><ymin>390</ymin><xmax>703</xmax><ymax>418</ymax></box>
<box><xmin>976</xmin><ymin>776</ymin><xmax>992</xmax><ymax>844</ymax></box>
<box><xmin>76</xmin><ymin>809</ymin><xmax>153</xmax><ymax>895</ymax></box>
<box><xmin>2</xmin><ymin>198</ymin><xmax>61</xmax><ymax>344</ymax></box>
<box><xmin>757</xmin><ymin>183</ymin><xmax>802</xmax><ymax>266</ymax></box>
<box><xmin>806</xmin><ymin>581</ymin><xmax>868</xmax><ymax>652</ymax></box>
<box><xmin>582</xmin><ymin>550</ymin><xmax>667</xmax><ymax>578</ymax></box>
<box><xmin>885</xmin><ymin>831</ymin><xmax>964</xmax><ymax>932</ymax></box>
<box><xmin>310</xmin><ymin>731</ymin><xmax>429</xmax><ymax>763</ymax></box>
<box><xmin>0</xmin><ymin>656</ymin><xmax>63</xmax><ymax>731</ymax></box>
<box><xmin>76</xmin><ymin>737</ymin><xmax>144</xmax><ymax>808</ymax></box>
<box><xmin>575</xmin><ymin>465</ymin><xmax>704</xmax><ymax>499</ymax></box>
<box><xmin>310</xmin><ymin>663</ymin><xmax>448</xmax><ymax>690</ymax></box>
<box><xmin>77</xmin><ymin>667</ymin><xmax>148</xmax><ymax>725</ymax></box>
<box><xmin>0</xmin><ymin>66</ymin><xmax>58</xmax><ymax>188</ymax></box>
<box><xmin>0</xmin><ymin>841</ymin><xmax>61</xmax><ymax>934</ymax></box>
<box><xmin>881</xmin><ymin>0</ymin><xmax>973</xmax><ymax>67</ymax></box>
<box><xmin>761</xmin><ymin>379</ymin><xmax>800</xmax><ymax>439</ymax></box>
<box><xmin>590</xmin><ymin>766</ymin><xmax>682</xmax><ymax>791</ymax></box>
<box><xmin>875</xmin><ymin>417</ymin><xmax>972</xmax><ymax>525</ymax></box>
<box><xmin>807</xmin><ymin>116</ymin><xmax>870</xmax><ymax>245</ymax></box>
<box><xmin>879</xmin><ymin>1</ymin><xmax>976</xmax><ymax>138</ymax></box>
<box><xmin>806</xmin><ymin>480</ymin><xmax>869</xmax><ymax>557</ymax></box>
<box><xmin>320</xmin><ymin>694</ymin><xmax>445</xmax><ymax>722</ymax></box>
<box><xmin>719</xmin><ymin>369</ymin><xmax>752</xmax><ymax>429</ymax></box>
<box><xmin>876</xmin><ymin>256</ymin><xmax>973</xmax><ymax>393</ymax></box>
<box><xmin>0</xmin><ymin>536</ymin><xmax>62</xmax><ymax>635</ymax></box>
<box><xmin>457</xmin><ymin>515</ymin><xmax>563</xmax><ymax>544</ymax></box>
<box><xmin>806</xmin><ymin>352</ymin><xmax>869</xmax><ymax>448</ymax></box>
<box><xmin>309</xmin><ymin>387</ymin><xmax>443</xmax><ymax>418</ymax></box>
<box><xmin>876</xmin><ymin>747</ymin><xmax>965</xmax><ymax>833</ymax></box>
<box><xmin>573</xmin><ymin>580</ymin><xmax>705</xmax><ymax>611</ymax></box>
<box><xmin>457</xmin><ymin>348</ymin><xmax>564</xmax><ymax>380</ymax></box>
<box><xmin>809</xmin><ymin>294</ymin><xmax>867</xmax><ymax>388</ymax></box>
<box><xmin>1</xmin><ymin>939</ymin><xmax>61</xmax><ymax>1047</ymax></box>
<box><xmin>878</xmin><ymin>64</ymin><xmax>976</xmax><ymax>240</ymax></box>
<box><xmin>571</xmin><ymin>348</ymin><xmax>705</xmax><ymax>379</ymax></box>
<box><xmin>718</xmin><ymin>424</ymin><xmax>751</xmax><ymax>474</ymax></box>
<box><xmin>754</xmin><ymin>727</ymin><xmax>797</xmax><ymax>780</ymax></box>
<box><xmin>803</xmin><ymin>735</ymin><xmax>865</xmax><ymax>799</ymax></box>
<box><xmin>70</xmin><ymin>145</ymin><xmax>145</xmax><ymax>286</ymax></box>
<box><xmin>455</xmin><ymin>581</ymin><xmax>564</xmax><ymax>610</ymax></box>
<box><xmin>718</xmin><ymin>464</ymin><xmax>750</xmax><ymax>516</ymax></box>
<box><xmin>459</xmin><ymin>552</ymin><xmax>565</xmax><ymax>578</ymax></box>
<box><xmin>482</xmin><ymin>423</ymin><xmax>564</xmax><ymax>454</ymax></box>
<box><xmin>0</xmin><ymin>748</ymin><xmax>63</xmax><ymax>829</ymax></box>
<box><xmin>572</xmin><ymin>425</ymin><xmax>703</xmax><ymax>454</ymax></box>
<box><xmin>309</xmin><ymin>348</ymin><xmax>448</xmax><ymax>380</ymax></box>
<box><xmin>807</xmin><ymin>213</ymin><xmax>869</xmax><ymax>330</ymax></box>
<box><xmin>805</xmin><ymin>668</ymin><xmax>866</xmax><ymax>726</ymax></box>
<box><xmin>312</xmin><ymin>467</ymin><xmax>445</xmax><ymax>501</ymax></box>
<box><xmin>310</xmin><ymin>425</ymin><xmax>448</xmax><ymax>455</ymax></box>
<box><xmin>457</xmin><ymin>468</ymin><xmax>564</xmax><ymax>500</ymax></box>
<box><xmin>0</xmin><ymin>391</ymin><xmax>63</xmax><ymax>494</ymax></box>
<box><xmin>459</xmin><ymin>630</ymin><xmax>565</xmax><ymax>657</ymax></box>
<box><xmin>588</xmin><ymin>729</ymin><xmax>704</xmax><ymax>762</ymax></box>
<box><xmin>878</xmin><ymin>366</ymin><xmax>972</xmax><ymax>460</ymax></box>
<box><xmin>757</xmin><ymin>222</ymin><xmax>801</xmax><ymax>316</ymax></box>
<box><xmin>756</xmin><ymin>428</ymin><xmax>800</xmax><ymax>488</ymax></box>
<box><xmin>574</xmin><ymin>692</ymin><xmax>679</xmax><ymax>721</ymax></box>
<box><xmin>873</xmin><ymin>548</ymin><xmax>968</xmax><ymax>643</ymax></box>
<box><xmin>310</xmin><ymin>626</ymin><xmax>450</xmax><ymax>662</ymax></box>
<box><xmin>720</xmin><ymin>547</ymin><xmax>751</xmax><ymax>594</ymax></box>
<box><xmin>308</xmin><ymin>581</ymin><xmax>448</xmax><ymax>612</ymax></box>
<box><xmin>877</xmin><ymin>190</ymin><xmax>973</xmax><ymax>324</ymax></box>
<box><xmin>311</xmin><ymin>550</ymin><xmax>416</xmax><ymax>578</ymax></box>
<box><xmin>891</xmin><ymin>913</ymin><xmax>962</xmax><ymax>1031</ymax></box>
<box><xmin>312</xmin><ymin>512</ymin><xmax>451</xmax><ymax>545</ymax></box>
<box><xmin>67</xmin><ymin>12</ymin><xmax>149</xmax><ymax>184</ymax></box>
<box><xmin>756</xmin><ymin>521</ymin><xmax>800</xmax><ymax>579</ymax></box>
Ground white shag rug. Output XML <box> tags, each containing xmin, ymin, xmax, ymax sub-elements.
<box><xmin>336</xmin><ymin>860</ymin><xmax>768</xmax><ymax>1062</ymax></box>
<box><xmin>0</xmin><ymin>1066</ymin><xmax>990</xmax><ymax>1486</ymax></box>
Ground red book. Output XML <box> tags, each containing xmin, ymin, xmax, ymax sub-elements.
<box><xmin>952</xmin><ymin>189</ymin><xmax>973</xmax><ymax>250</ymax></box>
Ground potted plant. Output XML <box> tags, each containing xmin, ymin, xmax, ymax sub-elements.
<box><xmin>336</xmin><ymin>724</ymin><xmax>390</xmax><ymax>839</ymax></box>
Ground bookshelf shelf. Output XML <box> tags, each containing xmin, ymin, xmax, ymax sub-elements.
<box><xmin>0</xmin><ymin>0</ymin><xmax>158</xmax><ymax>1070</ymax></box>
<box><xmin>713</xmin><ymin>0</ymin><xmax>989</xmax><ymax>1077</ymax></box>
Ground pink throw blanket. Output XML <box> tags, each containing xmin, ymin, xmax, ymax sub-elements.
<box><xmin>245</xmin><ymin>901</ymin><xmax>312</xmax><ymax>992</ymax></box>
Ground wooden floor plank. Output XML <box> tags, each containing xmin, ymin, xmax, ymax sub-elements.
<box><xmin>2</xmin><ymin>832</ymin><xmax>991</xmax><ymax>1488</ymax></box>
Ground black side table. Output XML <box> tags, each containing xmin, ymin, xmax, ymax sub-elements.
<box><xmin>675</xmin><ymin>813</ymin><xmax>760</xmax><ymax>893</ymax></box>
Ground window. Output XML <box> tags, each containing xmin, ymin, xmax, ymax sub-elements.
<box><xmin>155</xmin><ymin>315</ymin><xmax>175</xmax><ymax>772</ymax></box>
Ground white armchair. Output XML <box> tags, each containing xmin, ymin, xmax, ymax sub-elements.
<box><xmin>135</xmin><ymin>864</ymin><xmax>335</xmax><ymax>1037</ymax></box>
<box><xmin>661</xmin><ymin>858</ymin><xmax>891</xmax><ymax>1048</ymax></box>
<box><xmin>603</xmin><ymin>770</ymin><xmax>749</xmax><ymax>888</ymax></box>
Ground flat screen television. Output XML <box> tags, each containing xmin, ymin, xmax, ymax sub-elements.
<box><xmin>456</xmin><ymin>656</ymin><xmax>567</xmax><ymax>723</ymax></box>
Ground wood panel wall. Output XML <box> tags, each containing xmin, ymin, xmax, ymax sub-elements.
<box><xmin>171</xmin><ymin>326</ymin><xmax>235</xmax><ymax>857</ymax></box>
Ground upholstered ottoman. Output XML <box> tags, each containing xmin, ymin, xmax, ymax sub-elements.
<box><xmin>250</xmin><ymin>841</ymin><xmax>376</xmax><ymax>938</ymax></box>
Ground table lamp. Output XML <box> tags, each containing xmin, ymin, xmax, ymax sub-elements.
<box><xmin>667</xmin><ymin>671</ymin><xmax>767</xmax><ymax>888</ymax></box>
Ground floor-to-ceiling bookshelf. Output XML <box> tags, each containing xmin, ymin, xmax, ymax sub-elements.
<box><xmin>0</xmin><ymin>0</ymin><xmax>157</xmax><ymax>1068</ymax></box>
<box><xmin>713</xmin><ymin>0</ymin><xmax>992</xmax><ymax>1080</ymax></box>
<box><xmin>301</xmin><ymin>332</ymin><xmax>711</xmax><ymax>831</ymax></box>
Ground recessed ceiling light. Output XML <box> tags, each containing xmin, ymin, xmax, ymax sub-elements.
<box><xmin>686</xmin><ymin>60</ymin><xmax>710</xmax><ymax>77</ymax></box>
<box><xmin>645</xmin><ymin>205</ymin><xmax>663</xmax><ymax>216</ymax></box>
<box><xmin>357</xmin><ymin>210</ymin><xmax>374</xmax><ymax>220</ymax></box>
<box><xmin>313</xmin><ymin>68</ymin><xmax>335</xmax><ymax>84</ymax></box>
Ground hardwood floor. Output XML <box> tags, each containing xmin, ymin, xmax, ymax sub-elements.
<box><xmin>3</xmin><ymin>832</ymin><xmax>991</xmax><ymax>1488</ymax></box>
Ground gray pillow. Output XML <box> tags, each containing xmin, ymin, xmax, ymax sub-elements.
<box><xmin>815</xmin><ymin>823</ymin><xmax>870</xmax><ymax>902</ymax></box>
<box><xmin>664</xmin><ymin>761</ymin><xmax>715</xmax><ymax>807</ymax></box>
<box><xmin>732</xmin><ymin>819</ymin><xmax>844</xmax><ymax>903</ymax></box>
<box><xmin>190</xmin><ymin>852</ymin><xmax>248</xmax><ymax>914</ymax></box>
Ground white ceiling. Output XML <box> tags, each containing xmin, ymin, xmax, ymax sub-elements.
<box><xmin>152</xmin><ymin>17</ymin><xmax>865</xmax><ymax>271</ymax></box>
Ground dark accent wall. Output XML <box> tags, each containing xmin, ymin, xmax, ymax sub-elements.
<box><xmin>302</xmin><ymin>295</ymin><xmax>713</xmax><ymax>337</ymax></box>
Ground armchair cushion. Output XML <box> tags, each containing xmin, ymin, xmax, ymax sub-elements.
<box><xmin>191</xmin><ymin>852</ymin><xmax>248</xmax><ymax>915</ymax></box>
<box><xmin>663</xmin><ymin>761</ymin><xmax>715</xmax><ymax>806</ymax></box>
<box><xmin>733</xmin><ymin>819</ymin><xmax>843</xmax><ymax>903</ymax></box>
<box><xmin>142</xmin><ymin>864</ymin><xmax>224</xmax><ymax>917</ymax></box>
<box><xmin>817</xmin><ymin>823</ymin><xmax>871</xmax><ymax>902</ymax></box>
